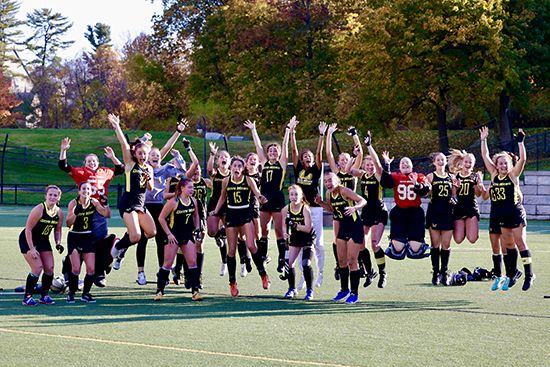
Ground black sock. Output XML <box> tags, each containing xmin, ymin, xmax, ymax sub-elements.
<box><xmin>251</xmin><ymin>251</ymin><xmax>266</xmax><ymax>275</ymax></box>
<box><xmin>156</xmin><ymin>267</ymin><xmax>170</xmax><ymax>293</ymax></box>
<box><xmin>440</xmin><ymin>249</ymin><xmax>450</xmax><ymax>273</ymax></box>
<box><xmin>359</xmin><ymin>249</ymin><xmax>372</xmax><ymax>273</ymax></box>
<box><xmin>492</xmin><ymin>254</ymin><xmax>503</xmax><ymax>277</ymax></box>
<box><xmin>303</xmin><ymin>265</ymin><xmax>313</xmax><ymax>290</ymax></box>
<box><xmin>83</xmin><ymin>274</ymin><xmax>94</xmax><ymax>295</ymax></box>
<box><xmin>69</xmin><ymin>272</ymin><xmax>79</xmax><ymax>294</ymax></box>
<box><xmin>276</xmin><ymin>239</ymin><xmax>286</xmax><ymax>262</ymax></box>
<box><xmin>237</xmin><ymin>239</ymin><xmax>248</xmax><ymax>264</ymax></box>
<box><xmin>116</xmin><ymin>233</ymin><xmax>132</xmax><ymax>250</ymax></box>
<box><xmin>136</xmin><ymin>233</ymin><xmax>148</xmax><ymax>268</ymax></box>
<box><xmin>374</xmin><ymin>248</ymin><xmax>386</xmax><ymax>272</ymax></box>
<box><xmin>156</xmin><ymin>239</ymin><xmax>164</xmax><ymax>267</ymax></box>
<box><xmin>188</xmin><ymin>267</ymin><xmax>200</xmax><ymax>292</ymax></box>
<box><xmin>339</xmin><ymin>267</ymin><xmax>350</xmax><ymax>292</ymax></box>
<box><xmin>219</xmin><ymin>241</ymin><xmax>227</xmax><ymax>263</ymax></box>
<box><xmin>519</xmin><ymin>250</ymin><xmax>533</xmax><ymax>276</ymax></box>
<box><xmin>24</xmin><ymin>272</ymin><xmax>39</xmax><ymax>298</ymax></box>
<box><xmin>227</xmin><ymin>256</ymin><xmax>237</xmax><ymax>283</ymax></box>
<box><xmin>288</xmin><ymin>267</ymin><xmax>296</xmax><ymax>289</ymax></box>
<box><xmin>257</xmin><ymin>238</ymin><xmax>268</xmax><ymax>259</ymax></box>
<box><xmin>507</xmin><ymin>248</ymin><xmax>518</xmax><ymax>276</ymax></box>
<box><xmin>332</xmin><ymin>243</ymin><xmax>338</xmax><ymax>265</ymax></box>
<box><xmin>350</xmin><ymin>270</ymin><xmax>360</xmax><ymax>295</ymax></box>
<box><xmin>197</xmin><ymin>252</ymin><xmax>204</xmax><ymax>276</ymax></box>
<box><xmin>174</xmin><ymin>253</ymin><xmax>184</xmax><ymax>275</ymax></box>
<box><xmin>182</xmin><ymin>257</ymin><xmax>189</xmax><ymax>279</ymax></box>
<box><xmin>62</xmin><ymin>256</ymin><xmax>72</xmax><ymax>276</ymax></box>
<box><xmin>430</xmin><ymin>247</ymin><xmax>440</xmax><ymax>273</ymax></box>
<box><xmin>41</xmin><ymin>273</ymin><xmax>53</xmax><ymax>297</ymax></box>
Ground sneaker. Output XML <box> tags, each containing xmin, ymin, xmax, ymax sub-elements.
<box><xmin>284</xmin><ymin>288</ymin><xmax>297</xmax><ymax>299</ymax></box>
<box><xmin>219</xmin><ymin>263</ymin><xmax>227</xmax><ymax>276</ymax></box>
<box><xmin>297</xmin><ymin>275</ymin><xmax>305</xmax><ymax>290</ymax></box>
<box><xmin>154</xmin><ymin>291</ymin><xmax>164</xmax><ymax>301</ymax></box>
<box><xmin>333</xmin><ymin>290</ymin><xmax>350</xmax><ymax>301</ymax></box>
<box><xmin>491</xmin><ymin>276</ymin><xmax>507</xmax><ymax>291</ymax></box>
<box><xmin>501</xmin><ymin>277</ymin><xmax>511</xmax><ymax>291</ymax></box>
<box><xmin>110</xmin><ymin>239</ymin><xmax>121</xmax><ymax>258</ymax></box>
<box><xmin>345</xmin><ymin>293</ymin><xmax>359</xmax><ymax>304</ymax></box>
<box><xmin>240</xmin><ymin>264</ymin><xmax>248</xmax><ymax>278</ymax></box>
<box><xmin>315</xmin><ymin>272</ymin><xmax>324</xmax><ymax>288</ymax></box>
<box><xmin>440</xmin><ymin>271</ymin><xmax>451</xmax><ymax>286</ymax></box>
<box><xmin>94</xmin><ymin>276</ymin><xmax>106</xmax><ymax>288</ymax></box>
<box><xmin>363</xmin><ymin>270</ymin><xmax>378</xmax><ymax>288</ymax></box>
<box><xmin>136</xmin><ymin>271</ymin><xmax>147</xmax><ymax>286</ymax></box>
<box><xmin>334</xmin><ymin>267</ymin><xmax>340</xmax><ymax>281</ymax></box>
<box><xmin>378</xmin><ymin>271</ymin><xmax>387</xmax><ymax>288</ymax></box>
<box><xmin>304</xmin><ymin>288</ymin><xmax>314</xmax><ymax>301</ymax></box>
<box><xmin>245</xmin><ymin>257</ymin><xmax>253</xmax><ymax>273</ymax></box>
<box><xmin>522</xmin><ymin>273</ymin><xmax>536</xmax><ymax>291</ymax></box>
<box><xmin>81</xmin><ymin>293</ymin><xmax>96</xmax><ymax>303</ymax></box>
<box><xmin>230</xmin><ymin>282</ymin><xmax>239</xmax><ymax>297</ymax></box>
<box><xmin>112</xmin><ymin>256</ymin><xmax>123</xmax><ymax>270</ymax></box>
<box><xmin>66</xmin><ymin>293</ymin><xmax>75</xmax><ymax>304</ymax></box>
<box><xmin>192</xmin><ymin>291</ymin><xmax>203</xmax><ymax>301</ymax></box>
<box><xmin>277</xmin><ymin>259</ymin><xmax>285</xmax><ymax>273</ymax></box>
<box><xmin>22</xmin><ymin>296</ymin><xmax>38</xmax><ymax>306</ymax></box>
<box><xmin>508</xmin><ymin>269</ymin><xmax>523</xmax><ymax>288</ymax></box>
<box><xmin>431</xmin><ymin>271</ymin><xmax>441</xmax><ymax>286</ymax></box>
<box><xmin>172</xmin><ymin>268</ymin><xmax>181</xmax><ymax>285</ymax></box>
<box><xmin>261</xmin><ymin>273</ymin><xmax>271</xmax><ymax>290</ymax></box>
<box><xmin>39</xmin><ymin>295</ymin><xmax>55</xmax><ymax>305</ymax></box>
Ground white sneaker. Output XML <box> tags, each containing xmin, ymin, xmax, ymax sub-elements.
<box><xmin>219</xmin><ymin>263</ymin><xmax>227</xmax><ymax>276</ymax></box>
<box><xmin>137</xmin><ymin>271</ymin><xmax>147</xmax><ymax>285</ymax></box>
<box><xmin>297</xmin><ymin>275</ymin><xmax>305</xmax><ymax>290</ymax></box>
<box><xmin>315</xmin><ymin>272</ymin><xmax>324</xmax><ymax>288</ymax></box>
<box><xmin>240</xmin><ymin>264</ymin><xmax>248</xmax><ymax>277</ymax></box>
<box><xmin>112</xmin><ymin>257</ymin><xmax>123</xmax><ymax>270</ymax></box>
<box><xmin>110</xmin><ymin>239</ymin><xmax>121</xmax><ymax>258</ymax></box>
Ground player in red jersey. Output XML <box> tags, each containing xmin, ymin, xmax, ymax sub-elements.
<box><xmin>381</xmin><ymin>152</ymin><xmax>431</xmax><ymax>260</ymax></box>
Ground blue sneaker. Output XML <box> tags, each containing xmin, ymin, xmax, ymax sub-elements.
<box><xmin>491</xmin><ymin>276</ymin><xmax>506</xmax><ymax>291</ymax></box>
<box><xmin>345</xmin><ymin>293</ymin><xmax>359</xmax><ymax>304</ymax></box>
<box><xmin>333</xmin><ymin>290</ymin><xmax>350</xmax><ymax>301</ymax></box>
<box><xmin>501</xmin><ymin>277</ymin><xmax>511</xmax><ymax>291</ymax></box>
<box><xmin>284</xmin><ymin>288</ymin><xmax>297</xmax><ymax>299</ymax></box>
<box><xmin>304</xmin><ymin>288</ymin><xmax>314</xmax><ymax>301</ymax></box>
<box><xmin>22</xmin><ymin>296</ymin><xmax>38</xmax><ymax>306</ymax></box>
<box><xmin>80</xmin><ymin>293</ymin><xmax>96</xmax><ymax>303</ymax></box>
<box><xmin>39</xmin><ymin>295</ymin><xmax>55</xmax><ymax>305</ymax></box>
<box><xmin>66</xmin><ymin>293</ymin><xmax>75</xmax><ymax>304</ymax></box>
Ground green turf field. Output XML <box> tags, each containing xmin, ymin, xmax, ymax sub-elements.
<box><xmin>0</xmin><ymin>207</ymin><xmax>549</xmax><ymax>367</ymax></box>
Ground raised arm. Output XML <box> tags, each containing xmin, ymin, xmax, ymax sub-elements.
<box><xmin>280</xmin><ymin>122</ymin><xmax>291</xmax><ymax>169</ymax></box>
<box><xmin>158</xmin><ymin>119</ymin><xmax>187</xmax><ymax>160</ymax></box>
<box><xmin>182</xmin><ymin>139</ymin><xmax>199</xmax><ymax>177</ymax></box>
<box><xmin>316</xmin><ymin>121</ymin><xmax>327</xmax><ymax>170</ymax></box>
<box><xmin>290</xmin><ymin>116</ymin><xmax>299</xmax><ymax>168</ymax></box>
<box><xmin>512</xmin><ymin>129</ymin><xmax>526</xmax><ymax>178</ymax></box>
<box><xmin>104</xmin><ymin>146</ymin><xmax>123</xmax><ymax>167</ymax></box>
<box><xmin>479</xmin><ymin>126</ymin><xmax>497</xmax><ymax>177</ymax></box>
<box><xmin>108</xmin><ymin>114</ymin><xmax>132</xmax><ymax>165</ymax></box>
<box><xmin>58</xmin><ymin>138</ymin><xmax>72</xmax><ymax>173</ymax></box>
<box><xmin>365</xmin><ymin>132</ymin><xmax>383</xmax><ymax>178</ymax></box>
<box><xmin>325</xmin><ymin>123</ymin><xmax>338</xmax><ymax>173</ymax></box>
<box><xmin>348</xmin><ymin>126</ymin><xmax>362</xmax><ymax>172</ymax></box>
<box><xmin>207</xmin><ymin>142</ymin><xmax>218</xmax><ymax>177</ymax></box>
<box><xmin>244</xmin><ymin>120</ymin><xmax>267</xmax><ymax>165</ymax></box>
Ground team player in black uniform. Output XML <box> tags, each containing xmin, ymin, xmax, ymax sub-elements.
<box><xmin>291</xmin><ymin>119</ymin><xmax>327</xmax><ymax>288</ymax></box>
<box><xmin>425</xmin><ymin>153</ymin><xmax>458</xmax><ymax>286</ymax></box>
<box><xmin>206</xmin><ymin>142</ymin><xmax>231</xmax><ymax>276</ymax></box>
<box><xmin>281</xmin><ymin>185</ymin><xmax>316</xmax><ymax>300</ymax></box>
<box><xmin>210</xmin><ymin>156</ymin><xmax>270</xmax><ymax>297</ymax></box>
<box><xmin>157</xmin><ymin>178</ymin><xmax>203</xmax><ymax>301</ymax></box>
<box><xmin>318</xmin><ymin>172</ymin><xmax>367</xmax><ymax>304</ymax></box>
<box><xmin>19</xmin><ymin>185</ymin><xmax>64</xmax><ymax>306</ymax></box>
<box><xmin>480</xmin><ymin>127</ymin><xmax>535</xmax><ymax>291</ymax></box>
<box><xmin>349</xmin><ymin>131</ymin><xmax>390</xmax><ymax>288</ymax></box>
<box><xmin>448</xmin><ymin>149</ymin><xmax>485</xmax><ymax>245</ymax></box>
<box><xmin>108</xmin><ymin>114</ymin><xmax>157</xmax><ymax>262</ymax></box>
<box><xmin>66</xmin><ymin>182</ymin><xmax>110</xmax><ymax>303</ymax></box>
<box><xmin>244</xmin><ymin>119</ymin><xmax>291</xmax><ymax>276</ymax></box>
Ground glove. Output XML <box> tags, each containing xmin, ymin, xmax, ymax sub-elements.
<box><xmin>182</xmin><ymin>138</ymin><xmax>191</xmax><ymax>150</ymax></box>
<box><xmin>515</xmin><ymin>130</ymin><xmax>525</xmax><ymax>143</ymax></box>
<box><xmin>347</xmin><ymin>127</ymin><xmax>358</xmax><ymax>136</ymax></box>
<box><xmin>55</xmin><ymin>244</ymin><xmax>64</xmax><ymax>254</ymax></box>
<box><xmin>364</xmin><ymin>131</ymin><xmax>372</xmax><ymax>146</ymax></box>
<box><xmin>193</xmin><ymin>228</ymin><xmax>203</xmax><ymax>242</ymax></box>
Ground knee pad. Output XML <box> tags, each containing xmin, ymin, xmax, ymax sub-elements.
<box><xmin>406</xmin><ymin>243</ymin><xmax>430</xmax><ymax>259</ymax></box>
<box><xmin>385</xmin><ymin>242</ymin><xmax>407</xmax><ymax>260</ymax></box>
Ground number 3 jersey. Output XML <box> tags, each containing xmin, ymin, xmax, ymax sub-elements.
<box><xmin>390</xmin><ymin>172</ymin><xmax>427</xmax><ymax>208</ymax></box>
<box><xmin>70</xmin><ymin>200</ymin><xmax>96</xmax><ymax>233</ymax></box>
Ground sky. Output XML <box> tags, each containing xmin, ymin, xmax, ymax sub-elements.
<box><xmin>18</xmin><ymin>0</ymin><xmax>164</xmax><ymax>60</ymax></box>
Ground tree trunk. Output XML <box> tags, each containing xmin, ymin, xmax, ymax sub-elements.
<box><xmin>498</xmin><ymin>91</ymin><xmax>513</xmax><ymax>151</ymax></box>
<box><xmin>436</xmin><ymin>102</ymin><xmax>449</xmax><ymax>154</ymax></box>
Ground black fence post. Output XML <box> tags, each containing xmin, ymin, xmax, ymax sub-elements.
<box><xmin>0</xmin><ymin>134</ymin><xmax>8</xmax><ymax>204</ymax></box>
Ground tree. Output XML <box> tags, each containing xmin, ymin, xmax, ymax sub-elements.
<box><xmin>0</xmin><ymin>69</ymin><xmax>20</xmax><ymax>125</ymax></box>
<box><xmin>0</xmin><ymin>0</ymin><xmax>24</xmax><ymax>72</ymax></box>
<box><xmin>85</xmin><ymin>22</ymin><xmax>112</xmax><ymax>51</ymax></box>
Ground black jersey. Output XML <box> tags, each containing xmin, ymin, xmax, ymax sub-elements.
<box><xmin>360</xmin><ymin>173</ymin><xmax>384</xmax><ymax>208</ymax></box>
<box><xmin>295</xmin><ymin>161</ymin><xmax>321</xmax><ymax>207</ymax></box>
<box><xmin>329</xmin><ymin>190</ymin><xmax>358</xmax><ymax>221</ymax></box>
<box><xmin>456</xmin><ymin>173</ymin><xmax>478</xmax><ymax>212</ymax></box>
<box><xmin>193</xmin><ymin>177</ymin><xmax>208</xmax><ymax>218</ymax></box>
<box><xmin>125</xmin><ymin>163</ymin><xmax>149</xmax><ymax>194</ymax></box>
<box><xmin>247</xmin><ymin>171</ymin><xmax>261</xmax><ymax>206</ymax></box>
<box><xmin>287</xmin><ymin>203</ymin><xmax>315</xmax><ymax>246</ymax></box>
<box><xmin>167</xmin><ymin>176</ymin><xmax>179</xmax><ymax>194</ymax></box>
<box><xmin>169</xmin><ymin>197</ymin><xmax>196</xmax><ymax>242</ymax></box>
<box><xmin>490</xmin><ymin>175</ymin><xmax>522</xmax><ymax>211</ymax></box>
<box><xmin>31</xmin><ymin>203</ymin><xmax>60</xmax><ymax>242</ymax></box>
<box><xmin>337</xmin><ymin>171</ymin><xmax>356</xmax><ymax>191</ymax></box>
<box><xmin>430</xmin><ymin>172</ymin><xmax>453</xmax><ymax>205</ymax></box>
<box><xmin>208</xmin><ymin>169</ymin><xmax>230</xmax><ymax>208</ymax></box>
<box><xmin>261</xmin><ymin>161</ymin><xmax>285</xmax><ymax>194</ymax></box>
<box><xmin>226</xmin><ymin>176</ymin><xmax>252</xmax><ymax>209</ymax></box>
<box><xmin>70</xmin><ymin>200</ymin><xmax>96</xmax><ymax>233</ymax></box>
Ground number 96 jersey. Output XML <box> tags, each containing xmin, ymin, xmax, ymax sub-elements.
<box><xmin>391</xmin><ymin>172</ymin><xmax>427</xmax><ymax>209</ymax></box>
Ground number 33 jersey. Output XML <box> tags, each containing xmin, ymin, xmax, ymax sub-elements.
<box><xmin>390</xmin><ymin>172</ymin><xmax>427</xmax><ymax>209</ymax></box>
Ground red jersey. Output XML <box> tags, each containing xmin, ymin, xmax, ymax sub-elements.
<box><xmin>69</xmin><ymin>166</ymin><xmax>116</xmax><ymax>199</ymax></box>
<box><xmin>391</xmin><ymin>172</ymin><xmax>427</xmax><ymax>208</ymax></box>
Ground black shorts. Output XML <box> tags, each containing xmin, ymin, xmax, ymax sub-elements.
<box><xmin>289</xmin><ymin>231</ymin><xmax>315</xmax><ymax>248</ymax></box>
<box><xmin>225</xmin><ymin>207</ymin><xmax>253</xmax><ymax>228</ymax></box>
<box><xmin>489</xmin><ymin>215</ymin><xmax>501</xmax><ymax>235</ymax></box>
<box><xmin>453</xmin><ymin>204</ymin><xmax>480</xmax><ymax>221</ymax></box>
<box><xmin>172</xmin><ymin>235</ymin><xmax>194</xmax><ymax>246</ymax></box>
<box><xmin>336</xmin><ymin>217</ymin><xmax>364</xmax><ymax>244</ymax></box>
<box><xmin>361</xmin><ymin>205</ymin><xmax>388</xmax><ymax>227</ymax></box>
<box><xmin>18</xmin><ymin>230</ymin><xmax>52</xmax><ymax>254</ymax></box>
<box><xmin>389</xmin><ymin>206</ymin><xmax>425</xmax><ymax>243</ymax></box>
<box><xmin>67</xmin><ymin>231</ymin><xmax>96</xmax><ymax>254</ymax></box>
<box><xmin>491</xmin><ymin>206</ymin><xmax>526</xmax><ymax>230</ymax></box>
<box><xmin>118</xmin><ymin>192</ymin><xmax>146</xmax><ymax>217</ymax></box>
<box><xmin>425</xmin><ymin>204</ymin><xmax>454</xmax><ymax>231</ymax></box>
<box><xmin>207</xmin><ymin>200</ymin><xmax>227</xmax><ymax>217</ymax></box>
<box><xmin>260</xmin><ymin>191</ymin><xmax>285</xmax><ymax>213</ymax></box>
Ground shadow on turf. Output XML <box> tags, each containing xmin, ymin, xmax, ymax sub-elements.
<box><xmin>2</xmin><ymin>286</ymin><xmax>549</xmax><ymax>326</ymax></box>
